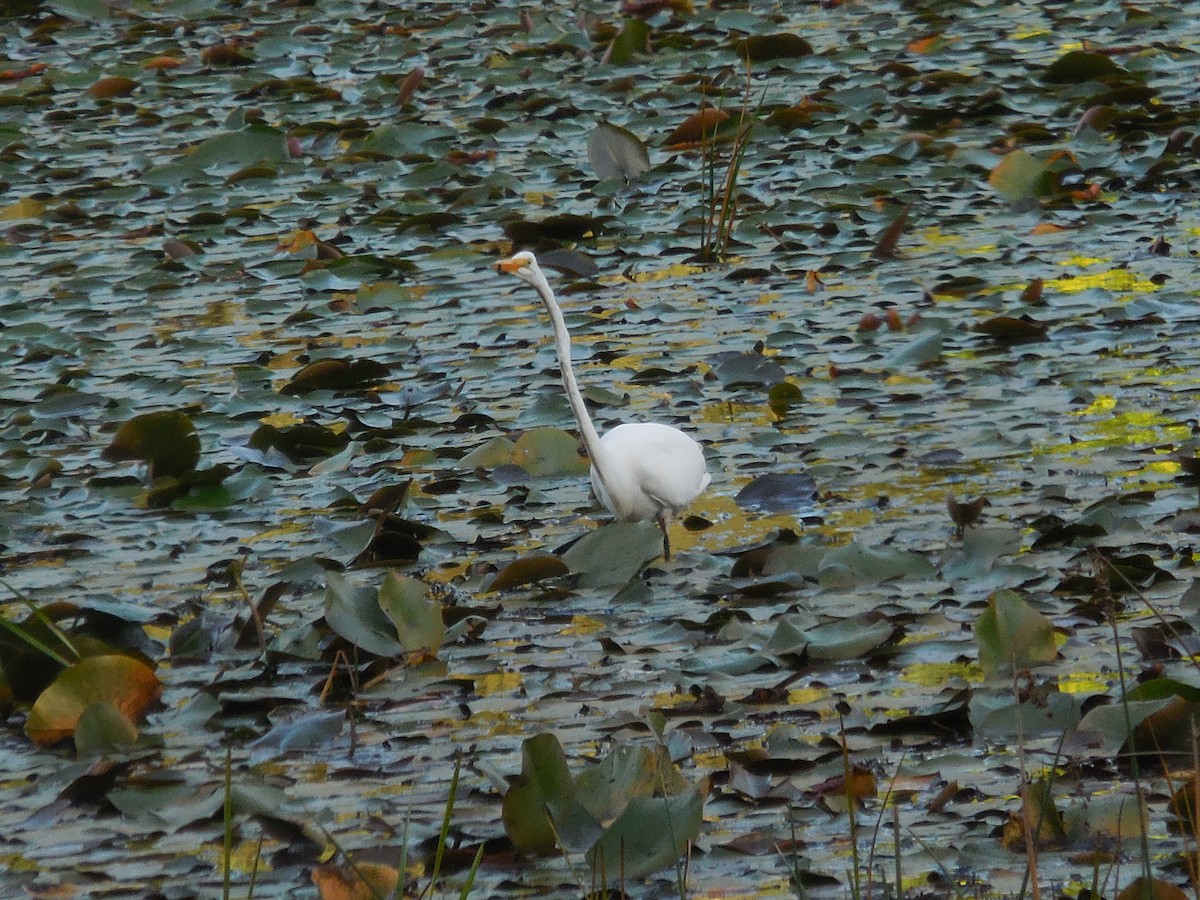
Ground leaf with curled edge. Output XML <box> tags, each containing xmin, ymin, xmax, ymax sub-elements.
<box><xmin>588</xmin><ymin>121</ymin><xmax>650</xmax><ymax>184</ymax></box>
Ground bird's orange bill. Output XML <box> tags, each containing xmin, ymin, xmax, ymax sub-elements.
<box><xmin>495</xmin><ymin>257</ymin><xmax>522</xmax><ymax>273</ymax></box>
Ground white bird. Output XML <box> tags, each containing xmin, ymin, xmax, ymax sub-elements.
<box><xmin>494</xmin><ymin>251</ymin><xmax>710</xmax><ymax>560</ymax></box>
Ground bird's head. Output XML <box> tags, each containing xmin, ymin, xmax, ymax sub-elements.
<box><xmin>494</xmin><ymin>250</ymin><xmax>540</xmax><ymax>286</ymax></box>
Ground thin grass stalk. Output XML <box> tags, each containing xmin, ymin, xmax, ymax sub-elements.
<box><xmin>864</xmin><ymin>751</ymin><xmax>906</xmax><ymax>900</ymax></box>
<box><xmin>246</xmin><ymin>835</ymin><xmax>263</xmax><ymax>900</ymax></box>
<box><xmin>699</xmin><ymin>98</ymin><xmax>716</xmax><ymax>261</ymax></box>
<box><xmin>713</xmin><ymin>70</ymin><xmax>753</xmax><ymax>261</ymax></box>
<box><xmin>837</xmin><ymin>710</ymin><xmax>862</xmax><ymax>900</ymax></box>
<box><xmin>231</xmin><ymin>561</ymin><xmax>267</xmax><ymax>654</ymax></box>
<box><xmin>892</xmin><ymin>802</ymin><xmax>902</xmax><ymax>900</ymax></box>
<box><xmin>223</xmin><ymin>746</ymin><xmax>233</xmax><ymax>900</ymax></box>
<box><xmin>1104</xmin><ymin>569</ymin><xmax>1154</xmax><ymax>893</ymax></box>
<box><xmin>428</xmin><ymin>755</ymin><xmax>462</xmax><ymax>895</ymax></box>
<box><xmin>650</xmin><ymin>758</ymin><xmax>688</xmax><ymax>900</ymax></box>
<box><xmin>775</xmin><ymin>806</ymin><xmax>808</xmax><ymax>900</ymax></box>
<box><xmin>393</xmin><ymin>808</ymin><xmax>412</xmax><ymax>900</ymax></box>
<box><xmin>1012</xmin><ymin>665</ymin><xmax>1040</xmax><ymax>900</ymax></box>
<box><xmin>0</xmin><ymin>576</ymin><xmax>80</xmax><ymax>663</ymax></box>
<box><xmin>456</xmin><ymin>843</ymin><xmax>485</xmax><ymax>900</ymax></box>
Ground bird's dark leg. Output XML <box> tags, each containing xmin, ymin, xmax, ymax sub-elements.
<box><xmin>657</xmin><ymin>512</ymin><xmax>671</xmax><ymax>561</ymax></box>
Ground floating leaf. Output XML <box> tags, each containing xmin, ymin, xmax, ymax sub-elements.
<box><xmin>735</xmin><ymin>472</ymin><xmax>818</xmax><ymax>513</ymax></box>
<box><xmin>87</xmin><ymin>75</ymin><xmax>137</xmax><ymax>98</ymax></box>
<box><xmin>323</xmin><ymin>573</ymin><xmax>404</xmax><ymax>658</ymax></box>
<box><xmin>74</xmin><ymin>701</ymin><xmax>140</xmax><ymax>756</ymax></box>
<box><xmin>988</xmin><ymin>149</ymin><xmax>1060</xmax><ymax>201</ymax></box>
<box><xmin>378</xmin><ymin>571</ymin><xmax>442</xmax><ymax>655</ymax></box>
<box><xmin>281</xmin><ymin>357</ymin><xmax>389</xmax><ymax>395</ymax></box>
<box><xmin>973</xmin><ymin>314</ymin><xmax>1047</xmax><ymax>340</ymax></box>
<box><xmin>503</xmin><ymin>213</ymin><xmax>607</xmax><ymax>244</ymax></box>
<box><xmin>585</xmin><ymin>781</ymin><xmax>706</xmax><ymax>879</ymax></box>
<box><xmin>820</xmin><ymin>541</ymin><xmax>935</xmax><ymax>584</ymax></box>
<box><xmin>102</xmin><ymin>411</ymin><xmax>200</xmax><ymax>479</ymax></box>
<box><xmin>588</xmin><ymin>121</ymin><xmax>650</xmax><ymax>183</ymax></box>
<box><xmin>460</xmin><ymin>435</ymin><xmax>518</xmax><ymax>470</ymax></box>
<box><xmin>871</xmin><ymin>202</ymin><xmax>912</xmax><ymax>259</ymax></box>
<box><xmin>605</xmin><ymin>18</ymin><xmax>651</xmax><ymax>65</ymax></box>
<box><xmin>187</xmin><ymin>125</ymin><xmax>289</xmax><ymax>171</ymax></box>
<box><xmin>247</xmin><ymin>422</ymin><xmax>349</xmax><ymax>462</ymax></box>
<box><xmin>488</xmin><ymin>554</ymin><xmax>570</xmax><ymax>592</ymax></box>
<box><xmin>562</xmin><ymin>521</ymin><xmax>662</xmax><ymax>588</ymax></box>
<box><xmin>714</xmin><ymin>351</ymin><xmax>786</xmax><ymax>388</ymax></box>
<box><xmin>513</xmin><ymin>427</ymin><xmax>588</xmax><ymax>477</ymax></box>
<box><xmin>26</xmin><ymin>655</ymin><xmax>162</xmax><ymax>747</ymax></box>
<box><xmin>736</xmin><ymin>33</ymin><xmax>813</xmax><ymax>62</ymax></box>
<box><xmin>311</xmin><ymin>862</ymin><xmax>400</xmax><ymax>900</ymax></box>
<box><xmin>663</xmin><ymin>107</ymin><xmax>729</xmax><ymax>148</ymax></box>
<box><xmin>1116</xmin><ymin>879</ymin><xmax>1190</xmax><ymax>900</ymax></box>
<box><xmin>767</xmin><ymin>382</ymin><xmax>803</xmax><ymax>416</ymax></box>
<box><xmin>1042</xmin><ymin>50</ymin><xmax>1129</xmax><ymax>84</ymax></box>
<box><xmin>502</xmin><ymin>733</ymin><xmax>578</xmax><ymax>855</ymax></box>
<box><xmin>975</xmin><ymin>590</ymin><xmax>1057</xmax><ymax>679</ymax></box>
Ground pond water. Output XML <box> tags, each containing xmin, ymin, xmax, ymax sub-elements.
<box><xmin>2</xmin><ymin>0</ymin><xmax>1200</xmax><ymax>896</ymax></box>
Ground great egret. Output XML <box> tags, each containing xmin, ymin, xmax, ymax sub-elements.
<box><xmin>494</xmin><ymin>251</ymin><xmax>710</xmax><ymax>560</ymax></box>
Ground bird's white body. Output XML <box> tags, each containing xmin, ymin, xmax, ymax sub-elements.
<box><xmin>495</xmin><ymin>251</ymin><xmax>709</xmax><ymax>558</ymax></box>
<box><xmin>592</xmin><ymin>422</ymin><xmax>710</xmax><ymax>522</ymax></box>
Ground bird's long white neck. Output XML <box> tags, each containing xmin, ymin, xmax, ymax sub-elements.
<box><xmin>532</xmin><ymin>272</ymin><xmax>612</xmax><ymax>483</ymax></box>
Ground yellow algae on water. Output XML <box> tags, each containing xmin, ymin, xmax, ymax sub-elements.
<box><xmin>616</xmin><ymin>261</ymin><xmax>709</xmax><ymax>284</ymax></box>
<box><xmin>899</xmin><ymin>661</ymin><xmax>984</xmax><ymax>686</ymax></box>
<box><xmin>787</xmin><ymin>685</ymin><xmax>827</xmax><ymax>705</ymax></box>
<box><xmin>562</xmin><ymin>614</ymin><xmax>606</xmax><ymax>636</ymax></box>
<box><xmin>1047</xmin><ymin>267</ymin><xmax>1159</xmax><ymax>295</ymax></box>
<box><xmin>260</xmin><ymin>411</ymin><xmax>304</xmax><ymax>427</ymax></box>
<box><xmin>1058</xmin><ymin>672</ymin><xmax>1110</xmax><ymax>694</ymax></box>
<box><xmin>1074</xmin><ymin>395</ymin><xmax>1117</xmax><ymax>416</ymax></box>
<box><xmin>475</xmin><ymin>672</ymin><xmax>523</xmax><ymax>695</ymax></box>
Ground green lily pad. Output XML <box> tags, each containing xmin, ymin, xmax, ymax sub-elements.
<box><xmin>585</xmin><ymin>781</ymin><xmax>706</xmax><ymax>879</ymax></box>
<box><xmin>562</xmin><ymin>520</ymin><xmax>662</xmax><ymax>588</ymax></box>
<box><xmin>378</xmin><ymin>571</ymin><xmax>442</xmax><ymax>655</ymax></box>
<box><xmin>102</xmin><ymin>411</ymin><xmax>201</xmax><ymax>479</ymax></box>
<box><xmin>502</xmin><ymin>733</ymin><xmax>579</xmax><ymax>856</ymax></box>
<box><xmin>323</xmin><ymin>572</ymin><xmax>404</xmax><ymax>658</ymax></box>
<box><xmin>513</xmin><ymin>427</ymin><xmax>588</xmax><ymax>477</ymax></box>
<box><xmin>974</xmin><ymin>590</ymin><xmax>1057</xmax><ymax>679</ymax></box>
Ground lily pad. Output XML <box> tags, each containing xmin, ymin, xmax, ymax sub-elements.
<box><xmin>26</xmin><ymin>655</ymin><xmax>162</xmax><ymax>747</ymax></box>
<box><xmin>974</xmin><ymin>590</ymin><xmax>1057</xmax><ymax>679</ymax></box>
<box><xmin>101</xmin><ymin>411</ymin><xmax>201</xmax><ymax>479</ymax></box>
<box><xmin>588</xmin><ymin>121</ymin><xmax>650</xmax><ymax>183</ymax></box>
